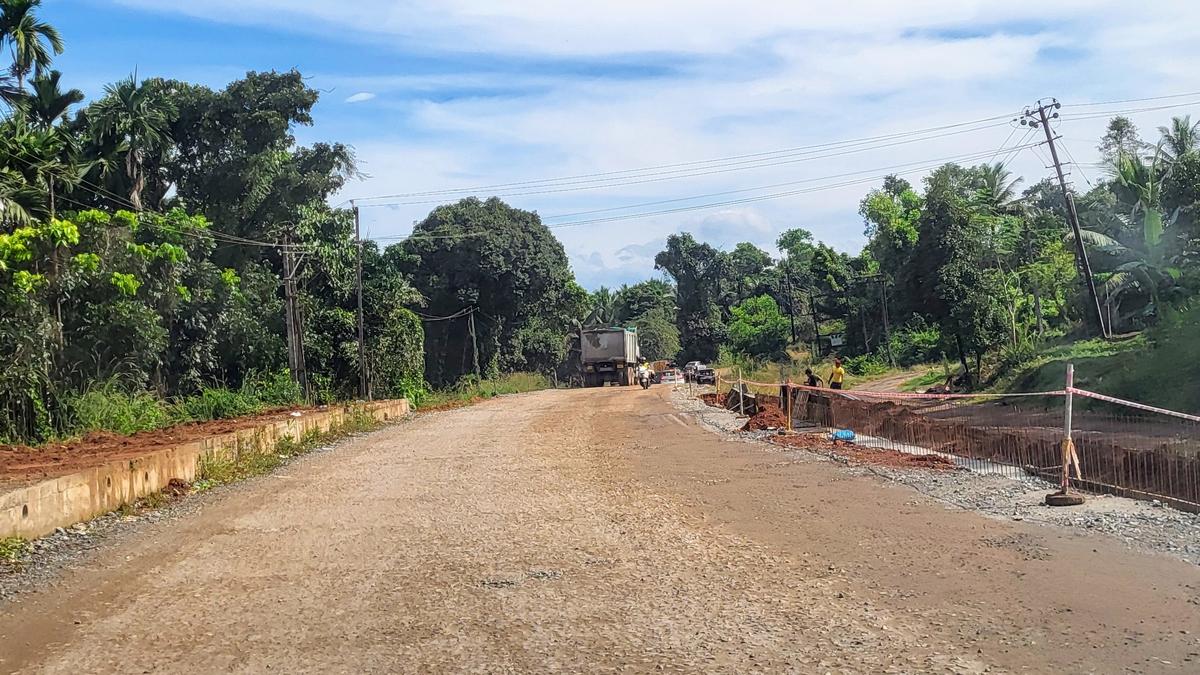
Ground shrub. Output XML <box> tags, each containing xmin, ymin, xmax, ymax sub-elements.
<box><xmin>66</xmin><ymin>381</ymin><xmax>172</xmax><ymax>436</ymax></box>
<box><xmin>843</xmin><ymin>353</ymin><xmax>889</xmax><ymax>377</ymax></box>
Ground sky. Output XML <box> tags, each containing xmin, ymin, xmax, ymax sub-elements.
<box><xmin>43</xmin><ymin>0</ymin><xmax>1200</xmax><ymax>289</ymax></box>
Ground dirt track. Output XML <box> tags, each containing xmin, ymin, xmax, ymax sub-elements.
<box><xmin>1</xmin><ymin>387</ymin><xmax>1198</xmax><ymax>673</ymax></box>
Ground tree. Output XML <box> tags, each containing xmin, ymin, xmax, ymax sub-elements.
<box><xmin>1158</xmin><ymin>115</ymin><xmax>1200</xmax><ymax>161</ymax></box>
<box><xmin>976</xmin><ymin>162</ymin><xmax>1023</xmax><ymax>214</ymax></box>
<box><xmin>1079</xmin><ymin>148</ymin><xmax>1183</xmax><ymax>328</ymax></box>
<box><xmin>632</xmin><ymin>307</ymin><xmax>680</xmax><ymax>361</ymax></box>
<box><xmin>85</xmin><ymin>75</ymin><xmax>174</xmax><ymax>211</ymax></box>
<box><xmin>655</xmin><ymin>233</ymin><xmax>728</xmax><ymax>362</ymax></box>
<box><xmin>727</xmin><ymin>295</ymin><xmax>789</xmax><ymax>358</ymax></box>
<box><xmin>1098</xmin><ymin>116</ymin><xmax>1144</xmax><ymax>164</ymax></box>
<box><xmin>20</xmin><ymin>69</ymin><xmax>82</xmax><ymax>129</ymax></box>
<box><xmin>727</xmin><ymin>241</ymin><xmax>772</xmax><ymax>303</ymax></box>
<box><xmin>614</xmin><ymin>278</ymin><xmax>674</xmax><ymax>322</ymax></box>
<box><xmin>403</xmin><ymin>197</ymin><xmax>583</xmax><ymax>386</ymax></box>
<box><xmin>0</xmin><ymin>0</ymin><xmax>62</xmax><ymax>90</ymax></box>
<box><xmin>584</xmin><ymin>286</ymin><xmax>618</xmax><ymax>327</ymax></box>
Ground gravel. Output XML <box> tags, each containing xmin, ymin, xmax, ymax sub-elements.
<box><xmin>669</xmin><ymin>383</ymin><xmax>1200</xmax><ymax>566</ymax></box>
<box><xmin>0</xmin><ymin>435</ymin><xmax>357</xmax><ymax>603</ymax></box>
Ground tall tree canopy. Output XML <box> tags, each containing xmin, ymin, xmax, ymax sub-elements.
<box><xmin>402</xmin><ymin>197</ymin><xmax>586</xmax><ymax>386</ymax></box>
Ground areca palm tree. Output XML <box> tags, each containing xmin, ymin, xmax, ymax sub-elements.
<box><xmin>0</xmin><ymin>0</ymin><xmax>63</xmax><ymax>90</ymax></box>
<box><xmin>1157</xmin><ymin>115</ymin><xmax>1200</xmax><ymax>161</ymax></box>
<box><xmin>88</xmin><ymin>75</ymin><xmax>173</xmax><ymax>210</ymax></box>
<box><xmin>19</xmin><ymin>69</ymin><xmax>82</xmax><ymax>129</ymax></box>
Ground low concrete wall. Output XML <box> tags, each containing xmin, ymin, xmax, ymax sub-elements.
<box><xmin>0</xmin><ymin>400</ymin><xmax>408</xmax><ymax>541</ymax></box>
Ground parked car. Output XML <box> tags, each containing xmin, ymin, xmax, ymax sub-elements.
<box><xmin>683</xmin><ymin>361</ymin><xmax>703</xmax><ymax>381</ymax></box>
<box><xmin>693</xmin><ymin>364</ymin><xmax>716</xmax><ymax>385</ymax></box>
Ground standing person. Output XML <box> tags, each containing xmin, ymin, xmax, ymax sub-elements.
<box><xmin>828</xmin><ymin>358</ymin><xmax>846</xmax><ymax>390</ymax></box>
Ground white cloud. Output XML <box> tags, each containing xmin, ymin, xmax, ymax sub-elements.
<box><xmin>109</xmin><ymin>0</ymin><xmax>1200</xmax><ymax>288</ymax></box>
<box><xmin>344</xmin><ymin>92</ymin><xmax>376</xmax><ymax>104</ymax></box>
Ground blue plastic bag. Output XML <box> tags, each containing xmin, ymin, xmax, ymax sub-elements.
<box><xmin>831</xmin><ymin>429</ymin><xmax>856</xmax><ymax>442</ymax></box>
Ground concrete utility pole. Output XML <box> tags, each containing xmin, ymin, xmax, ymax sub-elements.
<box><xmin>781</xmin><ymin>271</ymin><xmax>798</xmax><ymax>344</ymax></box>
<box><xmin>281</xmin><ymin>227</ymin><xmax>309</xmax><ymax>398</ymax></box>
<box><xmin>1022</xmin><ymin>99</ymin><xmax>1109</xmax><ymax>338</ymax></box>
<box><xmin>353</xmin><ymin>204</ymin><xmax>368</xmax><ymax>399</ymax></box>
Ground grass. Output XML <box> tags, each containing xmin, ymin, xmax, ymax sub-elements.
<box><xmin>901</xmin><ymin>367</ymin><xmax>951</xmax><ymax>392</ymax></box>
<box><xmin>994</xmin><ymin>305</ymin><xmax>1200</xmax><ymax>413</ymax></box>
<box><xmin>417</xmin><ymin>372</ymin><xmax>550</xmax><ymax>411</ymax></box>
<box><xmin>194</xmin><ymin>407</ymin><xmax>380</xmax><ymax>491</ymax></box>
<box><xmin>717</xmin><ymin>356</ymin><xmax>920</xmax><ymax>395</ymax></box>
<box><xmin>1</xmin><ymin>536</ymin><xmax>31</xmax><ymax>569</ymax></box>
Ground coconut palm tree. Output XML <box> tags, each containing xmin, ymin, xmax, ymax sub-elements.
<box><xmin>584</xmin><ymin>286</ymin><xmax>619</xmax><ymax>327</ymax></box>
<box><xmin>1079</xmin><ymin>147</ymin><xmax>1181</xmax><ymax>327</ymax></box>
<box><xmin>87</xmin><ymin>75</ymin><xmax>173</xmax><ymax>210</ymax></box>
<box><xmin>1157</xmin><ymin>115</ymin><xmax>1200</xmax><ymax>161</ymax></box>
<box><xmin>976</xmin><ymin>162</ymin><xmax>1023</xmax><ymax>214</ymax></box>
<box><xmin>18</xmin><ymin>69</ymin><xmax>82</xmax><ymax>129</ymax></box>
<box><xmin>0</xmin><ymin>0</ymin><xmax>63</xmax><ymax>90</ymax></box>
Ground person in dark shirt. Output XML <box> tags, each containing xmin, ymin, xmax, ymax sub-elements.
<box><xmin>804</xmin><ymin>368</ymin><xmax>822</xmax><ymax>388</ymax></box>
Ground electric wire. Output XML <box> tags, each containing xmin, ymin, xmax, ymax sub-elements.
<box><xmin>541</xmin><ymin>142</ymin><xmax>1040</xmax><ymax>222</ymax></box>
<box><xmin>347</xmin><ymin>113</ymin><xmax>1022</xmax><ymax>202</ymax></box>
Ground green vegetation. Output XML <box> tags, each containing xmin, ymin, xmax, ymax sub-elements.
<box><xmin>194</xmin><ymin>407</ymin><xmax>380</xmax><ymax>491</ymax></box>
<box><xmin>642</xmin><ymin>115</ymin><xmax>1199</xmax><ymax>409</ymax></box>
<box><xmin>999</xmin><ymin>305</ymin><xmax>1200</xmax><ymax>412</ymax></box>
<box><xmin>0</xmin><ymin>535</ymin><xmax>31</xmax><ymax>567</ymax></box>
<box><xmin>417</xmin><ymin>372</ymin><xmax>550</xmax><ymax>410</ymax></box>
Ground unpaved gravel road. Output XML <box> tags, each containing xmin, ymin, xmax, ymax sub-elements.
<box><xmin>2</xmin><ymin>387</ymin><xmax>1198</xmax><ymax>673</ymax></box>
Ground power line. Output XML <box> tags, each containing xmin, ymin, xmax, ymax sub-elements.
<box><xmin>349</xmin><ymin>117</ymin><xmax>1019</xmax><ymax>203</ymax></box>
<box><xmin>1057</xmin><ymin>139</ymin><xmax>1095</xmax><ymax>188</ymax></box>
<box><xmin>539</xmin><ymin>143</ymin><xmax>1043</xmax><ymax>230</ymax></box>
<box><xmin>1060</xmin><ymin>99</ymin><xmax>1200</xmax><ymax>122</ymax></box>
<box><xmin>355</xmin><ymin>121</ymin><xmax>1013</xmax><ymax>208</ymax></box>
<box><xmin>1061</xmin><ymin>91</ymin><xmax>1200</xmax><ymax>108</ymax></box>
<box><xmin>542</xmin><ymin>142</ymin><xmax>1040</xmax><ymax>222</ymax></box>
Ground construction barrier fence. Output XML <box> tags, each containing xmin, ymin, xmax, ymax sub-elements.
<box><xmin>711</xmin><ymin>366</ymin><xmax>1200</xmax><ymax>512</ymax></box>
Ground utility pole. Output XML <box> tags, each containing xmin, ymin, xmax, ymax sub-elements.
<box><xmin>879</xmin><ymin>279</ymin><xmax>896</xmax><ymax>368</ymax></box>
<box><xmin>468</xmin><ymin>307</ymin><xmax>481</xmax><ymax>379</ymax></box>
<box><xmin>281</xmin><ymin>227</ymin><xmax>309</xmax><ymax>398</ymax></box>
<box><xmin>781</xmin><ymin>271</ymin><xmax>798</xmax><ymax>344</ymax></box>
<box><xmin>353</xmin><ymin>203</ymin><xmax>368</xmax><ymax>399</ymax></box>
<box><xmin>809</xmin><ymin>294</ymin><xmax>822</xmax><ymax>359</ymax></box>
<box><xmin>1022</xmin><ymin>99</ymin><xmax>1108</xmax><ymax>338</ymax></box>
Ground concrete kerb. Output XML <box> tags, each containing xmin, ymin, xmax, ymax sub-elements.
<box><xmin>0</xmin><ymin>400</ymin><xmax>408</xmax><ymax>541</ymax></box>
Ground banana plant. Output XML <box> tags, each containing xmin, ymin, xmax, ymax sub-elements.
<box><xmin>1075</xmin><ymin>146</ymin><xmax>1182</xmax><ymax>328</ymax></box>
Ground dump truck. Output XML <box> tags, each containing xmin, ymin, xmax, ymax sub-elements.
<box><xmin>581</xmin><ymin>327</ymin><xmax>640</xmax><ymax>387</ymax></box>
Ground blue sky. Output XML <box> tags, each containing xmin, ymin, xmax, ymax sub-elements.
<box><xmin>44</xmin><ymin>0</ymin><xmax>1200</xmax><ymax>289</ymax></box>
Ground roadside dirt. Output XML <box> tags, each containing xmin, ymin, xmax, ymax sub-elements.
<box><xmin>1</xmin><ymin>387</ymin><xmax>1197</xmax><ymax>672</ymax></box>
<box><xmin>0</xmin><ymin>407</ymin><xmax>311</xmax><ymax>487</ymax></box>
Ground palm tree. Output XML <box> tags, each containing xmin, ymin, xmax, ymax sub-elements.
<box><xmin>18</xmin><ymin>69</ymin><xmax>82</xmax><ymax>129</ymax></box>
<box><xmin>88</xmin><ymin>75</ymin><xmax>173</xmax><ymax>210</ymax></box>
<box><xmin>1157</xmin><ymin>115</ymin><xmax>1200</xmax><ymax>161</ymax></box>
<box><xmin>1079</xmin><ymin>147</ymin><xmax>1181</xmax><ymax>327</ymax></box>
<box><xmin>584</xmin><ymin>287</ymin><xmax>619</xmax><ymax>327</ymax></box>
<box><xmin>0</xmin><ymin>0</ymin><xmax>63</xmax><ymax>90</ymax></box>
<box><xmin>976</xmin><ymin>162</ymin><xmax>1023</xmax><ymax>214</ymax></box>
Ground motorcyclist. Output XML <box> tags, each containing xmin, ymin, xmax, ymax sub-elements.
<box><xmin>636</xmin><ymin>361</ymin><xmax>651</xmax><ymax>387</ymax></box>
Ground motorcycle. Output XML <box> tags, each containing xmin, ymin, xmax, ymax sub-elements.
<box><xmin>638</xmin><ymin>370</ymin><xmax>652</xmax><ymax>389</ymax></box>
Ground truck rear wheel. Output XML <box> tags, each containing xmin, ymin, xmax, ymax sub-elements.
<box><xmin>618</xmin><ymin>368</ymin><xmax>630</xmax><ymax>386</ymax></box>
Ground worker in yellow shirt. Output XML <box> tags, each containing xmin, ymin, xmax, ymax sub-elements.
<box><xmin>828</xmin><ymin>357</ymin><xmax>846</xmax><ymax>390</ymax></box>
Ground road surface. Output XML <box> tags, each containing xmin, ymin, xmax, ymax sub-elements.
<box><xmin>1</xmin><ymin>387</ymin><xmax>1198</xmax><ymax>673</ymax></box>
